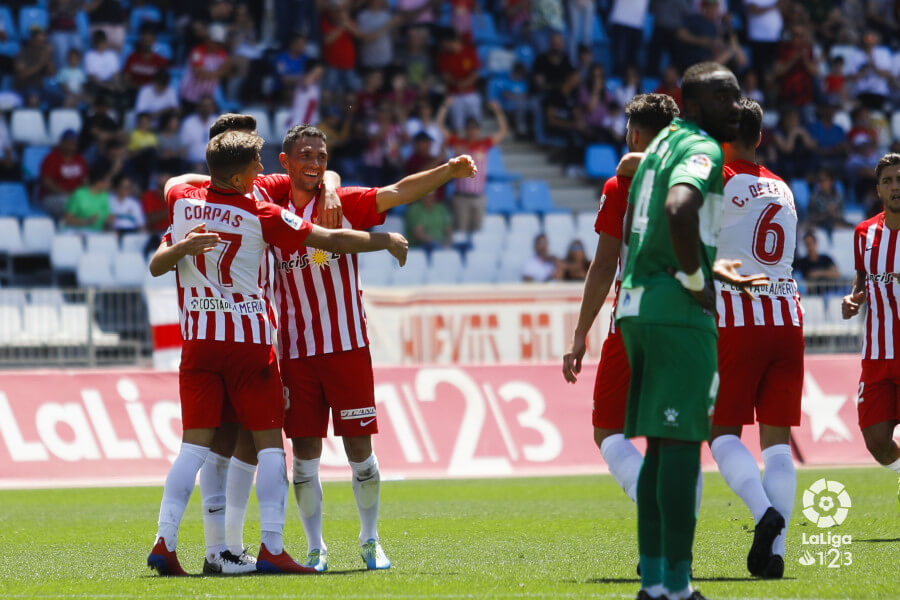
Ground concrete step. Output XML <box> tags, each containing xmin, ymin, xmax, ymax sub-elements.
<box><xmin>551</xmin><ymin>186</ymin><xmax>599</xmax><ymax>212</ymax></box>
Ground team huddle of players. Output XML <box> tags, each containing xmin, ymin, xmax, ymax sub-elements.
<box><xmin>564</xmin><ymin>62</ymin><xmax>900</xmax><ymax>600</ymax></box>
<box><xmin>145</xmin><ymin>112</ymin><xmax>478</xmax><ymax>575</ymax></box>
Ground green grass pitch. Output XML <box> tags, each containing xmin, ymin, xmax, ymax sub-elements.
<box><xmin>0</xmin><ymin>467</ymin><xmax>897</xmax><ymax>599</ymax></box>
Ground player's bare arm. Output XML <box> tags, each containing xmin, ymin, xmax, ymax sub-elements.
<box><xmin>617</xmin><ymin>152</ymin><xmax>644</xmax><ymax>177</ymax></box>
<box><xmin>665</xmin><ymin>183</ymin><xmax>715</xmax><ymax>311</ymax></box>
<box><xmin>842</xmin><ymin>270</ymin><xmax>867</xmax><ymax>319</ymax></box>
<box><xmin>315</xmin><ymin>170</ymin><xmax>343</xmax><ymax>228</ymax></box>
<box><xmin>148</xmin><ymin>223</ymin><xmax>221</xmax><ymax>276</ymax></box>
<box><xmin>563</xmin><ymin>232</ymin><xmax>620</xmax><ymax>383</ymax></box>
<box><xmin>163</xmin><ymin>173</ymin><xmax>210</xmax><ymax>197</ymax></box>
<box><xmin>375</xmin><ymin>155</ymin><xmax>477</xmax><ymax>213</ymax></box>
<box><xmin>303</xmin><ymin>226</ymin><xmax>409</xmax><ymax>266</ymax></box>
<box><xmin>712</xmin><ymin>259</ymin><xmax>770</xmax><ymax>299</ymax></box>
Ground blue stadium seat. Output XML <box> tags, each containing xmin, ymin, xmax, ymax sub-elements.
<box><xmin>22</xmin><ymin>146</ymin><xmax>51</xmax><ymax>181</ymax></box>
<box><xmin>0</xmin><ymin>40</ymin><xmax>19</xmax><ymax>58</ymax></box>
<box><xmin>75</xmin><ymin>10</ymin><xmax>90</xmax><ymax>45</ymax></box>
<box><xmin>641</xmin><ymin>77</ymin><xmax>659</xmax><ymax>93</ymax></box>
<box><xmin>606</xmin><ymin>77</ymin><xmax>623</xmax><ymax>94</ymax></box>
<box><xmin>585</xmin><ymin>144</ymin><xmax>618</xmax><ymax>180</ymax></box>
<box><xmin>472</xmin><ymin>13</ymin><xmax>502</xmax><ymax>46</ymax></box>
<box><xmin>487</xmin><ymin>146</ymin><xmax>522</xmax><ymax>182</ymax></box>
<box><xmin>514</xmin><ymin>45</ymin><xmax>535</xmax><ymax>70</ymax></box>
<box><xmin>18</xmin><ymin>6</ymin><xmax>48</xmax><ymax>39</ymax></box>
<box><xmin>520</xmin><ymin>180</ymin><xmax>556</xmax><ymax>214</ymax></box>
<box><xmin>486</xmin><ymin>76</ymin><xmax>509</xmax><ymax>104</ymax></box>
<box><xmin>791</xmin><ymin>179</ymin><xmax>811</xmax><ymax>214</ymax></box>
<box><xmin>485</xmin><ymin>181</ymin><xmax>518</xmax><ymax>214</ymax></box>
<box><xmin>0</xmin><ymin>7</ymin><xmax>15</xmax><ymax>41</ymax></box>
<box><xmin>0</xmin><ymin>183</ymin><xmax>32</xmax><ymax>217</ymax></box>
<box><xmin>592</xmin><ymin>14</ymin><xmax>607</xmax><ymax>43</ymax></box>
<box><xmin>129</xmin><ymin>5</ymin><xmax>163</xmax><ymax>34</ymax></box>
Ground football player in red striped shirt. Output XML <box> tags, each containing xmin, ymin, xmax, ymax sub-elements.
<box><xmin>842</xmin><ymin>152</ymin><xmax>900</xmax><ymax>511</ymax></box>
<box><xmin>710</xmin><ymin>99</ymin><xmax>802</xmax><ymax>578</ymax></box>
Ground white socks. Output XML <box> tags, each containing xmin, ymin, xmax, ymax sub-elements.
<box><xmin>199</xmin><ymin>452</ymin><xmax>229</xmax><ymax>561</ymax></box>
<box><xmin>761</xmin><ymin>444</ymin><xmax>795</xmax><ymax>557</ymax></box>
<box><xmin>711</xmin><ymin>434</ymin><xmax>772</xmax><ymax>523</ymax></box>
<box><xmin>599</xmin><ymin>434</ymin><xmax>643</xmax><ymax>503</ymax></box>
<box><xmin>886</xmin><ymin>456</ymin><xmax>900</xmax><ymax>474</ymax></box>
<box><xmin>157</xmin><ymin>442</ymin><xmax>209</xmax><ymax>551</ymax></box>
<box><xmin>293</xmin><ymin>457</ymin><xmax>326</xmax><ymax>553</ymax></box>
<box><xmin>225</xmin><ymin>457</ymin><xmax>257</xmax><ymax>555</ymax></box>
<box><xmin>256</xmin><ymin>447</ymin><xmax>289</xmax><ymax>555</ymax></box>
<box><xmin>350</xmin><ymin>454</ymin><xmax>381</xmax><ymax>545</ymax></box>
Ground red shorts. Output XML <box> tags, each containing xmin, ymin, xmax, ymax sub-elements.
<box><xmin>857</xmin><ymin>359</ymin><xmax>900</xmax><ymax>429</ymax></box>
<box><xmin>282</xmin><ymin>346</ymin><xmax>378</xmax><ymax>438</ymax></box>
<box><xmin>592</xmin><ymin>331</ymin><xmax>630</xmax><ymax>429</ymax></box>
<box><xmin>713</xmin><ymin>325</ymin><xmax>804</xmax><ymax>427</ymax></box>
<box><xmin>179</xmin><ymin>340</ymin><xmax>284</xmax><ymax>431</ymax></box>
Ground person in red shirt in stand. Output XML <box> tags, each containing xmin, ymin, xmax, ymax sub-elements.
<box><xmin>320</xmin><ymin>0</ymin><xmax>362</xmax><ymax>98</ymax></box>
<box><xmin>436</xmin><ymin>30</ymin><xmax>481</xmax><ymax>133</ymax></box>
<box><xmin>123</xmin><ymin>24</ymin><xmax>168</xmax><ymax>96</ymax></box>
<box><xmin>39</xmin><ymin>129</ymin><xmax>88</xmax><ymax>219</ymax></box>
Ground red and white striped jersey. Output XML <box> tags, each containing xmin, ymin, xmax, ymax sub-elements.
<box><xmin>166</xmin><ymin>183</ymin><xmax>312</xmax><ymax>345</ymax></box>
<box><xmin>854</xmin><ymin>213</ymin><xmax>900</xmax><ymax>360</ymax></box>
<box><xmin>594</xmin><ymin>175</ymin><xmax>631</xmax><ymax>335</ymax></box>
<box><xmin>717</xmin><ymin>160</ymin><xmax>802</xmax><ymax>328</ymax></box>
<box><xmin>254</xmin><ymin>176</ymin><xmax>386</xmax><ymax>358</ymax></box>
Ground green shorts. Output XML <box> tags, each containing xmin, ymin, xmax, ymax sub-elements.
<box><xmin>618</xmin><ymin>320</ymin><xmax>718</xmax><ymax>442</ymax></box>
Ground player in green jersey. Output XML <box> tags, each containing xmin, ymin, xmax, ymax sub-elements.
<box><xmin>615</xmin><ymin>62</ymin><xmax>740</xmax><ymax>600</ymax></box>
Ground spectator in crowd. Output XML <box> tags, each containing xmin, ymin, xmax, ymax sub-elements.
<box><xmin>108</xmin><ymin>174</ymin><xmax>145</xmax><ymax>233</ymax></box>
<box><xmin>545</xmin><ymin>70</ymin><xmax>587</xmax><ymax>175</ymax></box>
<box><xmin>865</xmin><ymin>0</ymin><xmax>900</xmax><ymax>39</ymax></box>
<box><xmin>573</xmin><ymin>43</ymin><xmax>594</xmax><ymax>82</ymax></box>
<box><xmin>561</xmin><ymin>239</ymin><xmax>590</xmax><ymax>281</ymax></box>
<box><xmin>437</xmin><ymin>30</ymin><xmax>481</xmax><ymax>134</ymax></box>
<box><xmin>274</xmin><ymin>0</ymin><xmax>319</xmax><ymax>44</ymax></box>
<box><xmin>579</xmin><ymin>64</ymin><xmax>614</xmax><ymax>144</ymax></box>
<box><xmin>289</xmin><ymin>59</ymin><xmax>324</xmax><ymax>128</ymax></box>
<box><xmin>647</xmin><ymin>0</ymin><xmax>690</xmax><ymax>77</ymax></box>
<box><xmin>385</xmin><ymin>72</ymin><xmax>419</xmax><ymax>122</ymax></box>
<box><xmin>531</xmin><ymin>32</ymin><xmax>574</xmax><ymax>96</ymax></box>
<box><xmin>85</xmin><ymin>0</ymin><xmax>127</xmax><ymax>50</ymax></box>
<box><xmin>438</xmin><ymin>99</ymin><xmax>509</xmax><ymax>232</ymax></box>
<box><xmin>49</xmin><ymin>0</ymin><xmax>84</xmax><ymax>69</ymax></box>
<box><xmin>613</xmin><ymin>66</ymin><xmax>641</xmax><ymax>109</ymax></box>
<box><xmin>773</xmin><ymin>107</ymin><xmax>818</xmax><ymax>180</ymax></box>
<box><xmin>317</xmin><ymin>106</ymin><xmax>356</xmax><ymax>178</ymax></box>
<box><xmin>608</xmin><ymin>0</ymin><xmax>648</xmax><ymax>77</ymax></box>
<box><xmin>567</xmin><ymin>0</ymin><xmax>596</xmax><ymax>64</ymax></box>
<box><xmin>275</xmin><ymin>33</ymin><xmax>313</xmax><ymax>101</ymax></box>
<box><xmin>0</xmin><ymin>118</ymin><xmax>19</xmax><ymax>181</ymax></box>
<box><xmin>84</xmin><ymin>29</ymin><xmax>123</xmax><ymax>101</ymax></box>
<box><xmin>744</xmin><ymin>0</ymin><xmax>783</xmax><ymax>85</ymax></box>
<box><xmin>123</xmin><ymin>25</ymin><xmax>169</xmax><ymax>96</ymax></box>
<box><xmin>847</xmin><ymin>30</ymin><xmax>893</xmax><ymax>111</ymax></box>
<box><xmin>530</xmin><ymin>0</ymin><xmax>565</xmax><ymax>49</ymax></box>
<box><xmin>774</xmin><ymin>23</ymin><xmax>818</xmax><ymax>109</ymax></box>
<box><xmin>677</xmin><ymin>0</ymin><xmax>747</xmax><ymax>72</ymax></box>
<box><xmin>809</xmin><ymin>102</ymin><xmax>848</xmax><ymax>172</ymax></box>
<box><xmin>14</xmin><ymin>26</ymin><xmax>56</xmax><ymax>105</ymax></box>
<box><xmin>78</xmin><ymin>94</ymin><xmax>119</xmax><ymax>161</ymax></box>
<box><xmin>794</xmin><ymin>231</ymin><xmax>841</xmax><ymax>295</ymax></box>
<box><xmin>654</xmin><ymin>64</ymin><xmax>683</xmax><ymax>108</ymax></box>
<box><xmin>846</xmin><ymin>129</ymin><xmax>882</xmax><ymax>213</ymax></box>
<box><xmin>180</xmin><ymin>95</ymin><xmax>219</xmax><ymax>171</ymax></box>
<box><xmin>503</xmin><ymin>0</ymin><xmax>531</xmax><ymax>36</ymax></box>
<box><xmin>522</xmin><ymin>233</ymin><xmax>562</xmax><ymax>282</ymax></box>
<box><xmin>356</xmin><ymin>70</ymin><xmax>385</xmax><ymax>121</ymax></box>
<box><xmin>362</xmin><ymin>102</ymin><xmax>406</xmax><ymax>185</ymax></box>
<box><xmin>406</xmin><ymin>99</ymin><xmax>444</xmax><ymax>157</ymax></box>
<box><xmin>64</xmin><ymin>163</ymin><xmax>113</xmax><ymax>231</ymax></box>
<box><xmin>56</xmin><ymin>48</ymin><xmax>87</xmax><ymax>107</ymax></box>
<box><xmin>502</xmin><ymin>62</ymin><xmax>532</xmax><ymax>139</ymax></box>
<box><xmin>40</xmin><ymin>130</ymin><xmax>87</xmax><ymax>219</ymax></box>
<box><xmin>94</xmin><ymin>138</ymin><xmax>132</xmax><ymax>185</ymax></box>
<box><xmin>156</xmin><ymin>113</ymin><xmax>186</xmax><ymax>174</ymax></box>
<box><xmin>823</xmin><ymin>56</ymin><xmax>848</xmax><ymax>106</ymax></box>
<box><xmin>128</xmin><ymin>112</ymin><xmax>158</xmax><ymax>187</ymax></box>
<box><xmin>320</xmin><ymin>0</ymin><xmax>362</xmax><ymax>98</ymax></box>
<box><xmin>808</xmin><ymin>169</ymin><xmax>852</xmax><ymax>233</ymax></box>
<box><xmin>357</xmin><ymin>0</ymin><xmax>403</xmax><ymax>71</ymax></box>
<box><xmin>405</xmin><ymin>131</ymin><xmax>441</xmax><ymax>176</ymax></box>
<box><xmin>141</xmin><ymin>171</ymin><xmax>170</xmax><ymax>239</ymax></box>
<box><xmin>134</xmin><ymin>70</ymin><xmax>179</xmax><ymax>120</ymax></box>
<box><xmin>179</xmin><ymin>23</ymin><xmax>230</xmax><ymax>112</ymax></box>
<box><xmin>399</xmin><ymin>26</ymin><xmax>433</xmax><ymax>93</ymax></box>
<box><xmin>740</xmin><ymin>70</ymin><xmax>764</xmax><ymax>106</ymax></box>
<box><xmin>404</xmin><ymin>191</ymin><xmax>452</xmax><ymax>251</ymax></box>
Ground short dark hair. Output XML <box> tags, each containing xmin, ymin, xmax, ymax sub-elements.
<box><xmin>87</xmin><ymin>162</ymin><xmax>110</xmax><ymax>185</ymax></box>
<box><xmin>875</xmin><ymin>153</ymin><xmax>900</xmax><ymax>180</ymax></box>
<box><xmin>624</xmin><ymin>93</ymin><xmax>680</xmax><ymax>135</ymax></box>
<box><xmin>282</xmin><ymin>124</ymin><xmax>327</xmax><ymax>154</ymax></box>
<box><xmin>209</xmin><ymin>113</ymin><xmax>258</xmax><ymax>139</ymax></box>
<box><xmin>682</xmin><ymin>62</ymin><xmax>733</xmax><ymax>103</ymax></box>
<box><xmin>206</xmin><ymin>131</ymin><xmax>264</xmax><ymax>180</ymax></box>
<box><xmin>734</xmin><ymin>97</ymin><xmax>763</xmax><ymax>148</ymax></box>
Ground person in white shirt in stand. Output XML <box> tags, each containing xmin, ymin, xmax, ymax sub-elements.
<box><xmin>522</xmin><ymin>233</ymin><xmax>563</xmax><ymax>282</ymax></box>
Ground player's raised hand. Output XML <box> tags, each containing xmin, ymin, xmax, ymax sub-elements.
<box><xmin>713</xmin><ymin>258</ymin><xmax>769</xmax><ymax>299</ymax></box>
<box><xmin>180</xmin><ymin>223</ymin><xmax>220</xmax><ymax>256</ymax></box>
<box><xmin>315</xmin><ymin>177</ymin><xmax>343</xmax><ymax>229</ymax></box>
<box><xmin>562</xmin><ymin>334</ymin><xmax>587</xmax><ymax>383</ymax></box>
<box><xmin>387</xmin><ymin>232</ymin><xmax>409</xmax><ymax>266</ymax></box>
<box><xmin>841</xmin><ymin>290</ymin><xmax>865</xmax><ymax>319</ymax></box>
<box><xmin>448</xmin><ymin>154</ymin><xmax>477</xmax><ymax>179</ymax></box>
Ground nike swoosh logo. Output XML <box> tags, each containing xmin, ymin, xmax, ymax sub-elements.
<box><xmin>293</xmin><ymin>479</ymin><xmax>310</xmax><ymax>486</ymax></box>
<box><xmin>208</xmin><ymin>507</ymin><xmax>224</xmax><ymax>514</ymax></box>
<box><xmin>866</xmin><ymin>246</ymin><xmax>875</xmax><ymax>251</ymax></box>
<box><xmin>360</xmin><ymin>417</ymin><xmax>376</xmax><ymax>427</ymax></box>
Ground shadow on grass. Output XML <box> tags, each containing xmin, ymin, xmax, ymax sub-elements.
<box><xmin>853</xmin><ymin>538</ymin><xmax>900</xmax><ymax>543</ymax></box>
<box><xmin>579</xmin><ymin>576</ymin><xmax>796</xmax><ymax>584</ymax></box>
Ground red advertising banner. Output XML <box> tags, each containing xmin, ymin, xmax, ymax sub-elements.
<box><xmin>0</xmin><ymin>357</ymin><xmax>894</xmax><ymax>489</ymax></box>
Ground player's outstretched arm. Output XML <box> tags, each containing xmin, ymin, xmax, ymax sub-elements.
<box><xmin>314</xmin><ymin>170</ymin><xmax>343</xmax><ymax>228</ymax></box>
<box><xmin>303</xmin><ymin>225</ymin><xmax>409</xmax><ymax>266</ymax></box>
<box><xmin>665</xmin><ymin>183</ymin><xmax>715</xmax><ymax>311</ymax></box>
<box><xmin>841</xmin><ymin>271</ymin><xmax>867</xmax><ymax>319</ymax></box>
<box><xmin>563</xmin><ymin>232</ymin><xmax>620</xmax><ymax>383</ymax></box>
<box><xmin>148</xmin><ymin>223</ymin><xmax>221</xmax><ymax>276</ymax></box>
<box><xmin>374</xmin><ymin>155</ymin><xmax>477</xmax><ymax>213</ymax></box>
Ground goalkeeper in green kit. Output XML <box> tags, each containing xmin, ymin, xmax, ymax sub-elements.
<box><xmin>615</xmin><ymin>63</ymin><xmax>766</xmax><ymax>600</ymax></box>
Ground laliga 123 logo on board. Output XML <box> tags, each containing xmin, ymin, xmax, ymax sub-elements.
<box><xmin>797</xmin><ymin>478</ymin><xmax>853</xmax><ymax>568</ymax></box>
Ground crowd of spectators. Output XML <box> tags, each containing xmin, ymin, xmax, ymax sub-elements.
<box><xmin>2</xmin><ymin>0</ymin><xmax>900</xmax><ymax>283</ymax></box>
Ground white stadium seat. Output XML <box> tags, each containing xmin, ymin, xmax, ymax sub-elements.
<box><xmin>86</xmin><ymin>232</ymin><xmax>119</xmax><ymax>255</ymax></box>
<box><xmin>0</xmin><ymin>218</ymin><xmax>24</xmax><ymax>253</ymax></box>
<box><xmin>498</xmin><ymin>247</ymin><xmax>528</xmax><ymax>280</ymax></box>
<box><xmin>47</xmin><ymin>108</ymin><xmax>83</xmax><ymax>142</ymax></box>
<box><xmin>22</xmin><ymin>304</ymin><xmax>61</xmax><ymax>342</ymax></box>
<box><xmin>470</xmin><ymin>229</ymin><xmax>505</xmax><ymax>254</ymax></box>
<box><xmin>273</xmin><ymin>108</ymin><xmax>293</xmax><ymax>139</ymax></box>
<box><xmin>424</xmin><ymin>249</ymin><xmax>463</xmax><ymax>285</ymax></box>
<box><xmin>509</xmin><ymin>213</ymin><xmax>541</xmax><ymax>239</ymax></box>
<box><xmin>830</xmin><ymin>229</ymin><xmax>856</xmax><ymax>277</ymax></box>
<box><xmin>0</xmin><ymin>288</ymin><xmax>27</xmax><ymax>307</ymax></box>
<box><xmin>390</xmin><ymin>249</ymin><xmax>427</xmax><ymax>285</ymax></box>
<box><xmin>0</xmin><ymin>305</ymin><xmax>23</xmax><ymax>344</ymax></box>
<box><xmin>29</xmin><ymin>288</ymin><xmax>64</xmax><ymax>306</ymax></box>
<box><xmin>22</xmin><ymin>217</ymin><xmax>54</xmax><ymax>253</ymax></box>
<box><xmin>121</xmin><ymin>232</ymin><xmax>150</xmax><ymax>255</ymax></box>
<box><xmin>59</xmin><ymin>304</ymin><xmax>90</xmax><ymax>343</ymax></box>
<box><xmin>480</xmin><ymin>214</ymin><xmax>507</xmax><ymax>237</ymax></box>
<box><xmin>51</xmin><ymin>233</ymin><xmax>84</xmax><ymax>271</ymax></box>
<box><xmin>357</xmin><ymin>251</ymin><xmax>393</xmax><ymax>286</ymax></box>
<box><xmin>10</xmin><ymin>109</ymin><xmax>51</xmax><ymax>145</ymax></box>
<box><xmin>576</xmin><ymin>211</ymin><xmax>596</xmax><ymax>233</ymax></box>
<box><xmin>113</xmin><ymin>252</ymin><xmax>146</xmax><ymax>287</ymax></box>
<box><xmin>802</xmin><ymin>296</ymin><xmax>826</xmax><ymax>328</ymax></box>
<box><xmin>460</xmin><ymin>249</ymin><xmax>499</xmax><ymax>283</ymax></box>
<box><xmin>243</xmin><ymin>107</ymin><xmax>274</xmax><ymax>142</ymax></box>
<box><xmin>77</xmin><ymin>252</ymin><xmax>115</xmax><ymax>287</ymax></box>
<box><xmin>144</xmin><ymin>267</ymin><xmax>176</xmax><ymax>288</ymax></box>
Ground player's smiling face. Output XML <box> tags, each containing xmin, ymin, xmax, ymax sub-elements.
<box><xmin>694</xmin><ymin>73</ymin><xmax>741</xmax><ymax>143</ymax></box>
<box><xmin>876</xmin><ymin>163</ymin><xmax>900</xmax><ymax>214</ymax></box>
<box><xmin>281</xmin><ymin>136</ymin><xmax>328</xmax><ymax>192</ymax></box>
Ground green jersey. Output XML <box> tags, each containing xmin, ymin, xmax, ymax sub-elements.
<box><xmin>616</xmin><ymin>118</ymin><xmax>724</xmax><ymax>332</ymax></box>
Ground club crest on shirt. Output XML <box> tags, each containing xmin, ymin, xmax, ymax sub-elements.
<box><xmin>686</xmin><ymin>154</ymin><xmax>712</xmax><ymax>179</ymax></box>
<box><xmin>281</xmin><ymin>208</ymin><xmax>305</xmax><ymax>230</ymax></box>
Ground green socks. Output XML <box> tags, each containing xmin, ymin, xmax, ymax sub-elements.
<box><xmin>637</xmin><ymin>449</ymin><xmax>662</xmax><ymax>589</ymax></box>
